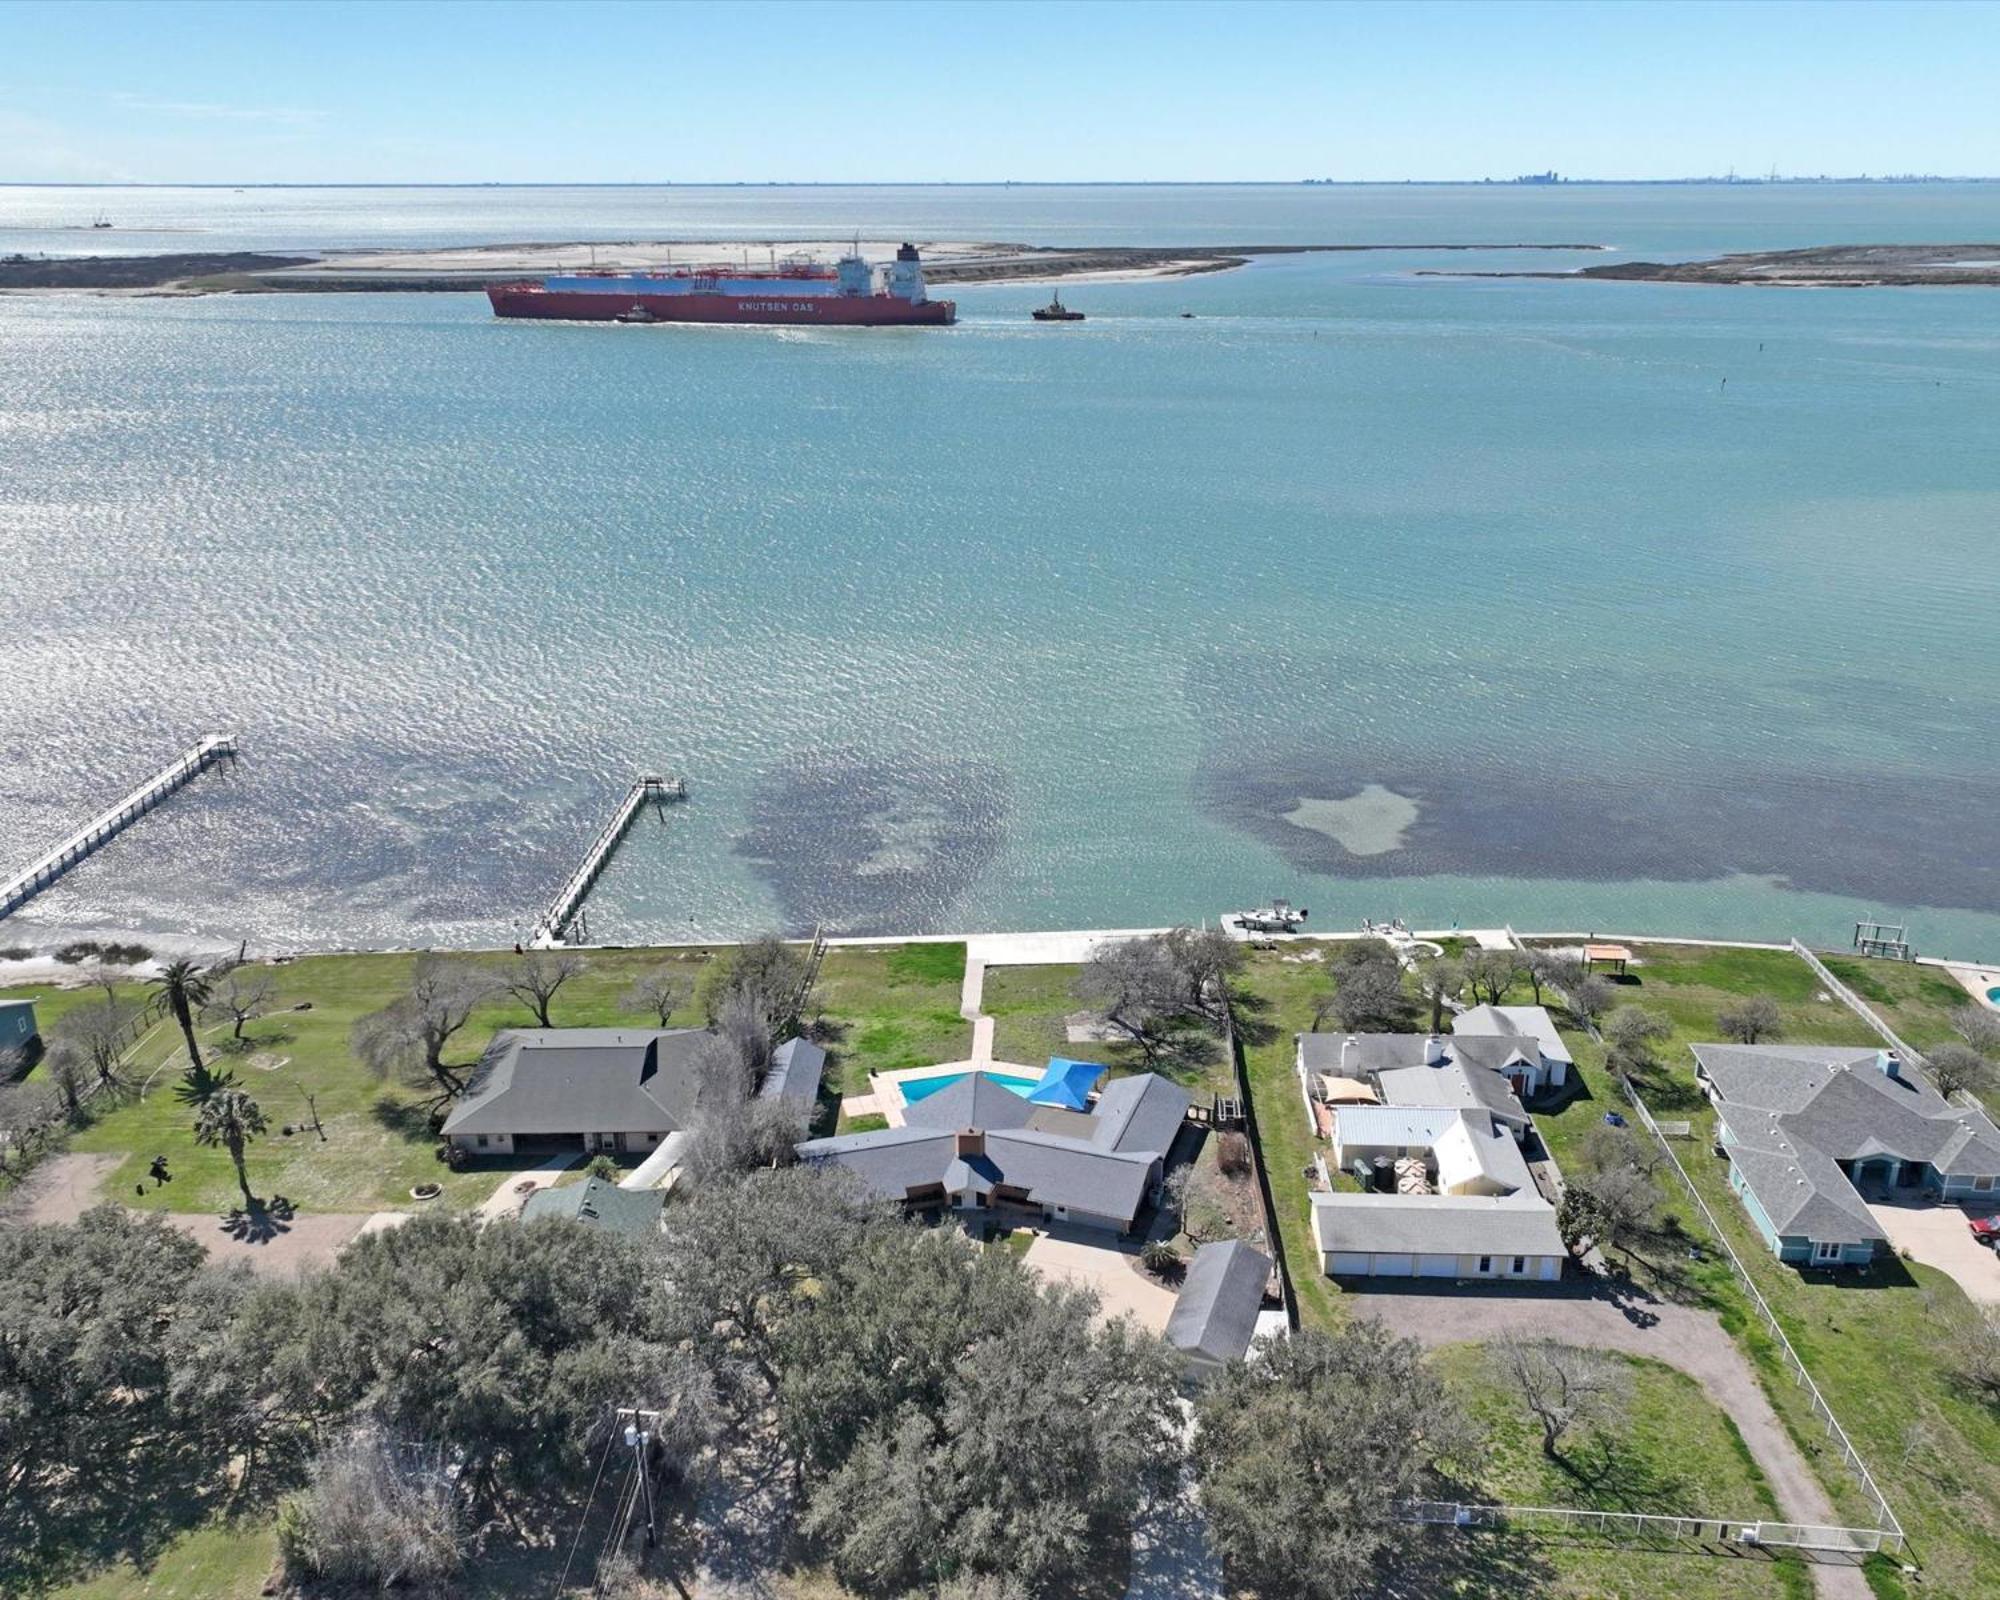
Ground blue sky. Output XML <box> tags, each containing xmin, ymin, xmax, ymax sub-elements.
<box><xmin>4</xmin><ymin>0</ymin><xmax>1998</xmax><ymax>184</ymax></box>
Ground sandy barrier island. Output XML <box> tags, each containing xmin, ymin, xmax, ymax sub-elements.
<box><xmin>0</xmin><ymin>237</ymin><xmax>1610</xmax><ymax>295</ymax></box>
<box><xmin>1421</xmin><ymin>242</ymin><xmax>2000</xmax><ymax>288</ymax></box>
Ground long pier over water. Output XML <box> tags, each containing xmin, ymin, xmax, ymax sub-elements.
<box><xmin>0</xmin><ymin>734</ymin><xmax>238</xmax><ymax>920</ymax></box>
<box><xmin>530</xmin><ymin>773</ymin><xmax>686</xmax><ymax>947</ymax></box>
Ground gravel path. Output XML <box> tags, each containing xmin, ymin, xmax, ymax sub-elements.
<box><xmin>1349</xmin><ymin>1279</ymin><xmax>1871</xmax><ymax>1598</ymax></box>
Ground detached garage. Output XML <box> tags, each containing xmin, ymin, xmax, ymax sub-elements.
<box><xmin>1310</xmin><ymin>1193</ymin><xmax>1566</xmax><ymax>1283</ymax></box>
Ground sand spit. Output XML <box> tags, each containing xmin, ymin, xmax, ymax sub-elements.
<box><xmin>1</xmin><ymin>238</ymin><xmax>1610</xmax><ymax>296</ymax></box>
<box><xmin>1420</xmin><ymin>242</ymin><xmax>2000</xmax><ymax>288</ymax></box>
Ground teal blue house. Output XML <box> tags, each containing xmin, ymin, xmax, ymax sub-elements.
<box><xmin>0</xmin><ymin>998</ymin><xmax>39</xmax><ymax>1070</ymax></box>
<box><xmin>1695</xmin><ymin>1043</ymin><xmax>2000</xmax><ymax>1268</ymax></box>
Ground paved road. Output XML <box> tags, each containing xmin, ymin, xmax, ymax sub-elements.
<box><xmin>1349</xmin><ymin>1279</ymin><xmax>1871</xmax><ymax>1599</ymax></box>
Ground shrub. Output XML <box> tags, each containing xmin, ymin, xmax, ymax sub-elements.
<box><xmin>1216</xmin><ymin>1131</ymin><xmax>1252</xmax><ymax>1177</ymax></box>
<box><xmin>277</xmin><ymin>1428</ymin><xmax>463</xmax><ymax>1590</ymax></box>
<box><xmin>1141</xmin><ymin>1240</ymin><xmax>1183</xmax><ymax>1278</ymax></box>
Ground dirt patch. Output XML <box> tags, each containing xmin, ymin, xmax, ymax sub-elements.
<box><xmin>1</xmin><ymin>1153</ymin><xmax>124</xmax><ymax>1224</ymax></box>
<box><xmin>154</xmin><ymin>1209</ymin><xmax>372</xmax><ymax>1275</ymax></box>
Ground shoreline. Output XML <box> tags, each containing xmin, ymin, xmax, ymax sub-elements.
<box><xmin>0</xmin><ymin>237</ymin><xmax>1611</xmax><ymax>296</ymax></box>
<box><xmin>3</xmin><ymin>921</ymin><xmax>1993</xmax><ymax>989</ymax></box>
<box><xmin>1418</xmin><ymin>241</ymin><xmax>2000</xmax><ymax>288</ymax></box>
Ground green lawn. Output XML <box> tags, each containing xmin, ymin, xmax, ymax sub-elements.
<box><xmin>11</xmin><ymin>946</ymin><xmax>711</xmax><ymax>1217</ymax></box>
<box><xmin>1812</xmin><ymin>954</ymin><xmax>1983</xmax><ymax>1053</ymax></box>
<box><xmin>54</xmin><ymin>1520</ymin><xmax>276</xmax><ymax>1600</ymax></box>
<box><xmin>1229</xmin><ymin>945</ymin><xmax>1358</xmax><ymax>1334</ymax></box>
<box><xmin>984</xmin><ymin>963</ymin><xmax>1144</xmax><ymax>1068</ymax></box>
<box><xmin>1434</xmin><ymin>1345</ymin><xmax>1810</xmax><ymax>1600</ymax></box>
<box><xmin>811</xmin><ymin>942</ymin><xmax>970</xmax><ymax>1094</ymax></box>
<box><xmin>1521</xmin><ymin>955</ymin><xmax>2000</xmax><ymax>1598</ymax></box>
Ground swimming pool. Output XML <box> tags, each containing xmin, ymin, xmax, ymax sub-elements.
<box><xmin>1988</xmin><ymin>985</ymin><xmax>2000</xmax><ymax>1004</ymax></box>
<box><xmin>898</xmin><ymin>1070</ymin><xmax>1041</xmax><ymax>1105</ymax></box>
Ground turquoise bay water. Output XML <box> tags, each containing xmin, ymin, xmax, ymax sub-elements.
<box><xmin>2</xmin><ymin>185</ymin><xmax>1998</xmax><ymax>959</ymax></box>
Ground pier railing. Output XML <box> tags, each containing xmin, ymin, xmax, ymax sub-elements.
<box><xmin>0</xmin><ymin>735</ymin><xmax>237</xmax><ymax>920</ymax></box>
<box><xmin>530</xmin><ymin>774</ymin><xmax>686</xmax><ymax>947</ymax></box>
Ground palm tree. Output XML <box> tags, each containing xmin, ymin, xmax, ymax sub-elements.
<box><xmin>193</xmin><ymin>1086</ymin><xmax>267</xmax><ymax>1212</ymax></box>
<box><xmin>152</xmin><ymin>959</ymin><xmax>213</xmax><ymax>1074</ymax></box>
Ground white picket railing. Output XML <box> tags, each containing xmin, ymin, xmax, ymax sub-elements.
<box><xmin>1619</xmin><ymin>1078</ymin><xmax>1905</xmax><ymax>1552</ymax></box>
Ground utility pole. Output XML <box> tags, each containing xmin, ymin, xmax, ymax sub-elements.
<box><xmin>618</xmin><ymin>1407</ymin><xmax>664</xmax><ymax>1548</ymax></box>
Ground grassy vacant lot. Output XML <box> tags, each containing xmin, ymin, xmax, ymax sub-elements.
<box><xmin>1814</xmin><ymin>953</ymin><xmax>1985</xmax><ymax>1052</ymax></box>
<box><xmin>1434</xmin><ymin>1345</ymin><xmax>1811</xmax><ymax>1600</ymax></box>
<box><xmin>812</xmin><ymin>942</ymin><xmax>969</xmax><ymax>1095</ymax></box>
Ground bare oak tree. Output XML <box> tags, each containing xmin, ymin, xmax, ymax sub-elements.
<box><xmin>1928</xmin><ymin>1042</ymin><xmax>1992</xmax><ymax>1103</ymax></box>
<box><xmin>350</xmin><ymin>955</ymin><xmax>497</xmax><ymax>1102</ymax></box>
<box><xmin>1497</xmin><ymin>1336</ymin><xmax>1624</xmax><ymax>1460</ymax></box>
<box><xmin>202</xmin><ymin>967</ymin><xmax>278</xmax><ymax>1041</ymax></box>
<box><xmin>625</xmin><ymin>962</ymin><xmax>694</xmax><ymax>1026</ymax></box>
<box><xmin>53</xmin><ymin>999</ymin><xmax>135</xmax><ymax>1094</ymax></box>
<box><xmin>498</xmin><ymin>950</ymin><xmax>588</xmax><ymax>1029</ymax></box>
<box><xmin>1464</xmin><ymin>949</ymin><xmax>1527</xmax><ymax>1007</ymax></box>
<box><xmin>1716</xmin><ymin>994</ymin><xmax>1781</xmax><ymax>1044</ymax></box>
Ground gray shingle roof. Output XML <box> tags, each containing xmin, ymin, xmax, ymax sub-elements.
<box><xmin>1299</xmin><ymin>1031</ymin><xmax>1540</xmax><ymax>1086</ymax></box>
<box><xmin>1166</xmin><ymin>1240</ymin><xmax>1271</xmax><ymax>1364</ymax></box>
<box><xmin>1310</xmin><ymin>1193</ymin><xmax>1566</xmax><ymax>1258</ymax></box>
<box><xmin>760</xmin><ymin>1037</ymin><xmax>826</xmax><ymax>1105</ymax></box>
<box><xmin>521</xmin><ymin>1176</ymin><xmax>667</xmax><ymax>1236</ymax></box>
<box><xmin>1374</xmin><ymin>1062</ymin><xmax>1528</xmax><ymax>1124</ymax></box>
<box><xmin>1696</xmin><ymin>1041</ymin><xmax>2000</xmax><ymax>1243</ymax></box>
<box><xmin>1454</xmin><ymin>1004</ymin><xmax>1574</xmax><ymax>1065</ymax></box>
<box><xmin>904</xmin><ymin>1073</ymin><xmax>1039</xmax><ymax>1132</ymax></box>
<box><xmin>1090</xmin><ymin>1073</ymin><xmax>1191</xmax><ymax>1154</ymax></box>
<box><xmin>441</xmin><ymin>1028</ymin><xmax>708</xmax><ymax>1137</ymax></box>
<box><xmin>797</xmin><ymin>1070</ymin><xmax>1187</xmax><ymax>1226</ymax></box>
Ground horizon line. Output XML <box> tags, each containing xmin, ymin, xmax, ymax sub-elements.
<box><xmin>8</xmin><ymin>176</ymin><xmax>2000</xmax><ymax>190</ymax></box>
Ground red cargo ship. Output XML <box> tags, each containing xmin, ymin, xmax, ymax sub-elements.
<box><xmin>488</xmin><ymin>243</ymin><xmax>955</xmax><ymax>326</ymax></box>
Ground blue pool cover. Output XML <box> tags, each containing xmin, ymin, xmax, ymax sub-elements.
<box><xmin>1029</xmin><ymin>1057</ymin><xmax>1106</xmax><ymax>1109</ymax></box>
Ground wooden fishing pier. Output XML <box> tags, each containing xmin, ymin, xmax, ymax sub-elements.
<box><xmin>529</xmin><ymin>774</ymin><xmax>687</xmax><ymax>947</ymax></box>
<box><xmin>0</xmin><ymin>734</ymin><xmax>238</xmax><ymax>921</ymax></box>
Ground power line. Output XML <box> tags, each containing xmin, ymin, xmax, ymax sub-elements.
<box><xmin>552</xmin><ymin>1424</ymin><xmax>620</xmax><ymax>1600</ymax></box>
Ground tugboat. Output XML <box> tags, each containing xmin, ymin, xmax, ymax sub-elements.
<box><xmin>614</xmin><ymin>302</ymin><xmax>658</xmax><ymax>324</ymax></box>
<box><xmin>1031</xmin><ymin>291</ymin><xmax>1084</xmax><ymax>322</ymax></box>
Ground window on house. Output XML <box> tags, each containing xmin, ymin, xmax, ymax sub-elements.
<box><xmin>475</xmin><ymin>1135</ymin><xmax>488</xmax><ymax>1148</ymax></box>
<box><xmin>1976</xmin><ymin>1177</ymin><xmax>1994</xmax><ymax>1193</ymax></box>
<box><xmin>1512</xmin><ymin>1256</ymin><xmax>1526</xmax><ymax>1275</ymax></box>
<box><xmin>1812</xmin><ymin>1240</ymin><xmax>1843</xmax><ymax>1263</ymax></box>
<box><xmin>1477</xmin><ymin>1255</ymin><xmax>1492</xmax><ymax>1274</ymax></box>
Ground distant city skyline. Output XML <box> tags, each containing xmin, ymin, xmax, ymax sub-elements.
<box><xmin>5</xmin><ymin>0</ymin><xmax>2000</xmax><ymax>185</ymax></box>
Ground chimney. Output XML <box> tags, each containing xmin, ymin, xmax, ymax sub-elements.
<box><xmin>1424</xmin><ymin>1034</ymin><xmax>1447</xmax><ymax>1066</ymax></box>
<box><xmin>1878</xmin><ymin>1050</ymin><xmax>1900</xmax><ymax>1080</ymax></box>
<box><xmin>1341</xmin><ymin>1035</ymin><xmax>1357</xmax><ymax>1071</ymax></box>
<box><xmin>955</xmin><ymin>1129</ymin><xmax>984</xmax><ymax>1158</ymax></box>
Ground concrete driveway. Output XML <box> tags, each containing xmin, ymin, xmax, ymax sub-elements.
<box><xmin>1024</xmin><ymin>1227</ymin><xmax>1178</xmax><ymax>1333</ymax></box>
<box><xmin>1868</xmin><ymin>1199</ymin><xmax>2000</xmax><ymax>1305</ymax></box>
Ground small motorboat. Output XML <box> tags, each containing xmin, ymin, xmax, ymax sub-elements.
<box><xmin>1180</xmin><ymin>311</ymin><xmax>1195</xmax><ymax>319</ymax></box>
<box><xmin>615</xmin><ymin>302</ymin><xmax>658</xmax><ymax>324</ymax></box>
<box><xmin>1229</xmin><ymin>899</ymin><xmax>1309</xmax><ymax>935</ymax></box>
<box><xmin>1032</xmin><ymin>292</ymin><xmax>1084</xmax><ymax>322</ymax></box>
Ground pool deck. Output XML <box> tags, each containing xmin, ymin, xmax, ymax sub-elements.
<box><xmin>858</xmin><ymin>1060</ymin><xmax>1044</xmax><ymax>1128</ymax></box>
<box><xmin>1945</xmin><ymin>962</ymin><xmax>2000</xmax><ymax>1012</ymax></box>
